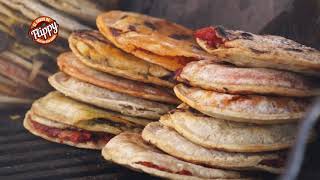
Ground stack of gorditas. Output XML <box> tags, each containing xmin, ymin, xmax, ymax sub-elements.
<box><xmin>0</xmin><ymin>0</ymin><xmax>119</xmax><ymax>108</ymax></box>
<box><xmin>102</xmin><ymin>13</ymin><xmax>320</xmax><ymax>179</ymax></box>
<box><xmin>24</xmin><ymin>10</ymin><xmax>209</xmax><ymax>150</ymax></box>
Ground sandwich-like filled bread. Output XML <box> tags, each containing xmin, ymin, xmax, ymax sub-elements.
<box><xmin>49</xmin><ymin>72</ymin><xmax>173</xmax><ymax>120</ymax></box>
<box><xmin>102</xmin><ymin>132</ymin><xmax>250</xmax><ymax>180</ymax></box>
<box><xmin>174</xmin><ymin>84</ymin><xmax>308</xmax><ymax>124</ymax></box>
<box><xmin>24</xmin><ymin>111</ymin><xmax>114</xmax><ymax>149</ymax></box>
<box><xmin>142</xmin><ymin>122</ymin><xmax>285</xmax><ymax>174</ymax></box>
<box><xmin>69</xmin><ymin>30</ymin><xmax>174</xmax><ymax>88</ymax></box>
<box><xmin>194</xmin><ymin>26</ymin><xmax>320</xmax><ymax>76</ymax></box>
<box><xmin>31</xmin><ymin>91</ymin><xmax>151</xmax><ymax>135</ymax></box>
<box><xmin>57</xmin><ymin>52</ymin><xmax>179</xmax><ymax>104</ymax></box>
<box><xmin>177</xmin><ymin>60</ymin><xmax>320</xmax><ymax>97</ymax></box>
<box><xmin>161</xmin><ymin>105</ymin><xmax>300</xmax><ymax>152</ymax></box>
<box><xmin>97</xmin><ymin>10</ymin><xmax>216</xmax><ymax>71</ymax></box>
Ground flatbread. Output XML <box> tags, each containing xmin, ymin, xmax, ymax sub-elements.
<box><xmin>161</xmin><ymin>105</ymin><xmax>299</xmax><ymax>152</ymax></box>
<box><xmin>142</xmin><ymin>122</ymin><xmax>285</xmax><ymax>174</ymax></box>
<box><xmin>24</xmin><ymin>111</ymin><xmax>112</xmax><ymax>149</ymax></box>
<box><xmin>195</xmin><ymin>26</ymin><xmax>320</xmax><ymax>76</ymax></box>
<box><xmin>57</xmin><ymin>52</ymin><xmax>179</xmax><ymax>104</ymax></box>
<box><xmin>174</xmin><ymin>84</ymin><xmax>309</xmax><ymax>124</ymax></box>
<box><xmin>31</xmin><ymin>91</ymin><xmax>151</xmax><ymax>134</ymax></box>
<box><xmin>102</xmin><ymin>132</ymin><xmax>250</xmax><ymax>180</ymax></box>
<box><xmin>49</xmin><ymin>72</ymin><xmax>173</xmax><ymax>120</ymax></box>
<box><xmin>69</xmin><ymin>30</ymin><xmax>174</xmax><ymax>88</ymax></box>
<box><xmin>177</xmin><ymin>60</ymin><xmax>320</xmax><ymax>97</ymax></box>
<box><xmin>97</xmin><ymin>10</ymin><xmax>216</xmax><ymax>71</ymax></box>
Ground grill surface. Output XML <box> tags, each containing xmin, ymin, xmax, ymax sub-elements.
<box><xmin>0</xmin><ymin>109</ymin><xmax>156</xmax><ymax>180</ymax></box>
<box><xmin>1</xmin><ymin>109</ymin><xmax>320</xmax><ymax>180</ymax></box>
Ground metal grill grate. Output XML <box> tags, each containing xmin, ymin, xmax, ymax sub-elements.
<box><xmin>0</xmin><ymin>110</ymin><xmax>154</xmax><ymax>180</ymax></box>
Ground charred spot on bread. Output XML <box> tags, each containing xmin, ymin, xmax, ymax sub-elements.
<box><xmin>120</xmin><ymin>15</ymin><xmax>128</xmax><ymax>19</ymax></box>
<box><xmin>169</xmin><ymin>34</ymin><xmax>192</xmax><ymax>40</ymax></box>
<box><xmin>109</xmin><ymin>27</ymin><xmax>122</xmax><ymax>37</ymax></box>
<box><xmin>284</xmin><ymin>48</ymin><xmax>303</xmax><ymax>52</ymax></box>
<box><xmin>240</xmin><ymin>32</ymin><xmax>254</xmax><ymax>40</ymax></box>
<box><xmin>249</xmin><ymin>48</ymin><xmax>269</xmax><ymax>54</ymax></box>
<box><xmin>144</xmin><ymin>21</ymin><xmax>156</xmax><ymax>30</ymax></box>
<box><xmin>128</xmin><ymin>25</ymin><xmax>137</xmax><ymax>31</ymax></box>
<box><xmin>191</xmin><ymin>44</ymin><xmax>203</xmax><ymax>51</ymax></box>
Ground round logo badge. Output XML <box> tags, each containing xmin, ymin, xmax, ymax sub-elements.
<box><xmin>28</xmin><ymin>16</ymin><xmax>59</xmax><ymax>44</ymax></box>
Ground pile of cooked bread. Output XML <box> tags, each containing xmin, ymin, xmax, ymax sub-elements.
<box><xmin>24</xmin><ymin>10</ymin><xmax>320</xmax><ymax>179</ymax></box>
<box><xmin>0</xmin><ymin>0</ymin><xmax>118</xmax><ymax>108</ymax></box>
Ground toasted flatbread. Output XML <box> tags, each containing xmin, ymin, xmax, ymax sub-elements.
<box><xmin>177</xmin><ymin>60</ymin><xmax>320</xmax><ymax>97</ymax></box>
<box><xmin>69</xmin><ymin>30</ymin><xmax>174</xmax><ymax>88</ymax></box>
<box><xmin>161</xmin><ymin>105</ymin><xmax>299</xmax><ymax>152</ymax></box>
<box><xmin>195</xmin><ymin>26</ymin><xmax>320</xmax><ymax>76</ymax></box>
<box><xmin>57</xmin><ymin>52</ymin><xmax>179</xmax><ymax>104</ymax></box>
<box><xmin>142</xmin><ymin>122</ymin><xmax>285</xmax><ymax>174</ymax></box>
<box><xmin>97</xmin><ymin>10</ymin><xmax>216</xmax><ymax>71</ymax></box>
<box><xmin>174</xmin><ymin>84</ymin><xmax>309</xmax><ymax>124</ymax></box>
<box><xmin>31</xmin><ymin>91</ymin><xmax>151</xmax><ymax>134</ymax></box>
<box><xmin>49</xmin><ymin>72</ymin><xmax>173</xmax><ymax>120</ymax></box>
<box><xmin>102</xmin><ymin>132</ymin><xmax>250</xmax><ymax>180</ymax></box>
<box><xmin>24</xmin><ymin>111</ymin><xmax>113</xmax><ymax>149</ymax></box>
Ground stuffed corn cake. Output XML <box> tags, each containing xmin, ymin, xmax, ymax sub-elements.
<box><xmin>142</xmin><ymin>122</ymin><xmax>285</xmax><ymax>174</ymax></box>
<box><xmin>69</xmin><ymin>30</ymin><xmax>174</xmax><ymax>88</ymax></box>
<box><xmin>195</xmin><ymin>26</ymin><xmax>320</xmax><ymax>76</ymax></box>
<box><xmin>176</xmin><ymin>60</ymin><xmax>320</xmax><ymax>97</ymax></box>
<box><xmin>102</xmin><ymin>132</ymin><xmax>252</xmax><ymax>180</ymax></box>
<box><xmin>160</xmin><ymin>104</ymin><xmax>304</xmax><ymax>152</ymax></box>
<box><xmin>174</xmin><ymin>84</ymin><xmax>309</xmax><ymax>124</ymax></box>
<box><xmin>97</xmin><ymin>10</ymin><xmax>216</xmax><ymax>71</ymax></box>
<box><xmin>57</xmin><ymin>52</ymin><xmax>179</xmax><ymax>104</ymax></box>
<box><xmin>24</xmin><ymin>92</ymin><xmax>152</xmax><ymax>149</ymax></box>
<box><xmin>49</xmin><ymin>72</ymin><xmax>174</xmax><ymax>120</ymax></box>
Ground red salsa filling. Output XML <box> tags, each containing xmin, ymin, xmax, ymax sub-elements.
<box><xmin>30</xmin><ymin>119</ymin><xmax>114</xmax><ymax>144</ymax></box>
<box><xmin>194</xmin><ymin>27</ymin><xmax>223</xmax><ymax>48</ymax></box>
<box><xmin>136</xmin><ymin>161</ymin><xmax>192</xmax><ymax>176</ymax></box>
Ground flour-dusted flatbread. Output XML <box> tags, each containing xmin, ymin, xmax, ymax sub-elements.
<box><xmin>160</xmin><ymin>105</ymin><xmax>300</xmax><ymax>152</ymax></box>
<box><xmin>195</xmin><ymin>26</ymin><xmax>320</xmax><ymax>76</ymax></box>
<box><xmin>24</xmin><ymin>111</ymin><xmax>113</xmax><ymax>149</ymax></box>
<box><xmin>177</xmin><ymin>60</ymin><xmax>320</xmax><ymax>97</ymax></box>
<box><xmin>102</xmin><ymin>132</ymin><xmax>251</xmax><ymax>180</ymax></box>
<box><xmin>174</xmin><ymin>84</ymin><xmax>309</xmax><ymax>124</ymax></box>
<box><xmin>97</xmin><ymin>11</ymin><xmax>216</xmax><ymax>71</ymax></box>
<box><xmin>69</xmin><ymin>30</ymin><xmax>174</xmax><ymax>87</ymax></box>
<box><xmin>142</xmin><ymin>122</ymin><xmax>285</xmax><ymax>174</ymax></box>
<box><xmin>57</xmin><ymin>52</ymin><xmax>179</xmax><ymax>104</ymax></box>
<box><xmin>31</xmin><ymin>91</ymin><xmax>151</xmax><ymax>135</ymax></box>
<box><xmin>49</xmin><ymin>72</ymin><xmax>173</xmax><ymax>120</ymax></box>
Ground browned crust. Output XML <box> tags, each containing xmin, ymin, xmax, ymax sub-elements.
<box><xmin>57</xmin><ymin>52</ymin><xmax>180</xmax><ymax>104</ymax></box>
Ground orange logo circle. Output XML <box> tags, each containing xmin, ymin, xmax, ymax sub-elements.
<box><xmin>28</xmin><ymin>16</ymin><xmax>59</xmax><ymax>44</ymax></box>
